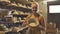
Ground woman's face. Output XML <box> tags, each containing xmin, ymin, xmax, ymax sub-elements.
<box><xmin>32</xmin><ymin>3</ymin><xmax>37</xmax><ymax>13</ymax></box>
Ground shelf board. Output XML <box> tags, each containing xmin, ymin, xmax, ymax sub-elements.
<box><xmin>13</xmin><ymin>14</ymin><xmax>28</xmax><ymax>17</ymax></box>
<box><xmin>0</xmin><ymin>1</ymin><xmax>32</xmax><ymax>12</ymax></box>
<box><xmin>9</xmin><ymin>0</ymin><xmax>31</xmax><ymax>6</ymax></box>
<box><xmin>0</xmin><ymin>5</ymin><xmax>32</xmax><ymax>12</ymax></box>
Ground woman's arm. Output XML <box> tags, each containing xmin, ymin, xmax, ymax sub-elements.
<box><xmin>22</xmin><ymin>15</ymin><xmax>31</xmax><ymax>26</ymax></box>
<box><xmin>39</xmin><ymin>16</ymin><xmax>45</xmax><ymax>30</ymax></box>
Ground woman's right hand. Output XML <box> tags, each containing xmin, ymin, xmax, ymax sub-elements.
<box><xmin>22</xmin><ymin>22</ymin><xmax>27</xmax><ymax>27</ymax></box>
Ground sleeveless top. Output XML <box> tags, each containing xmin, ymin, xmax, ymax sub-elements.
<box><xmin>28</xmin><ymin>13</ymin><xmax>40</xmax><ymax>27</ymax></box>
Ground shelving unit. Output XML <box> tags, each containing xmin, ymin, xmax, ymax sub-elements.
<box><xmin>0</xmin><ymin>0</ymin><xmax>33</xmax><ymax>34</ymax></box>
<box><xmin>0</xmin><ymin>0</ymin><xmax>32</xmax><ymax>21</ymax></box>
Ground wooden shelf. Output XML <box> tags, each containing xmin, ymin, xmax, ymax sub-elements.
<box><xmin>0</xmin><ymin>5</ymin><xmax>31</xmax><ymax>12</ymax></box>
<box><xmin>13</xmin><ymin>14</ymin><xmax>28</xmax><ymax>17</ymax></box>
<box><xmin>9</xmin><ymin>0</ymin><xmax>31</xmax><ymax>6</ymax></box>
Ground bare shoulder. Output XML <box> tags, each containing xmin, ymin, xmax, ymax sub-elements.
<box><xmin>39</xmin><ymin>14</ymin><xmax>44</xmax><ymax>20</ymax></box>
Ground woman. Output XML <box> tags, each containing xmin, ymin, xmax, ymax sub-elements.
<box><xmin>22</xmin><ymin>2</ymin><xmax>45</xmax><ymax>34</ymax></box>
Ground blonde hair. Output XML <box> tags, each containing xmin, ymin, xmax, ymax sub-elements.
<box><xmin>31</xmin><ymin>2</ymin><xmax>39</xmax><ymax>12</ymax></box>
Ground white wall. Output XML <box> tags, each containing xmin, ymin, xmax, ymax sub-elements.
<box><xmin>37</xmin><ymin>1</ymin><xmax>47</xmax><ymax>26</ymax></box>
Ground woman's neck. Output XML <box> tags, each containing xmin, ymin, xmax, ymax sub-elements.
<box><xmin>33</xmin><ymin>12</ymin><xmax>36</xmax><ymax>15</ymax></box>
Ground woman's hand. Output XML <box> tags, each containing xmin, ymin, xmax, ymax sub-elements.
<box><xmin>22</xmin><ymin>23</ymin><xmax>27</xmax><ymax>27</ymax></box>
<box><xmin>39</xmin><ymin>25</ymin><xmax>45</xmax><ymax>30</ymax></box>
